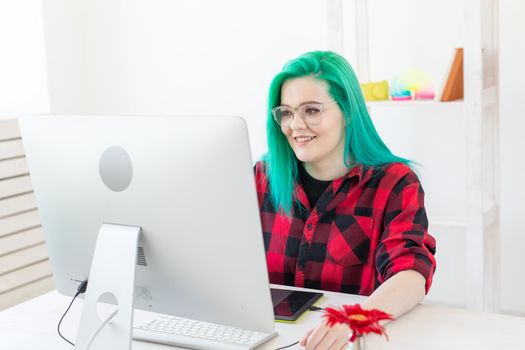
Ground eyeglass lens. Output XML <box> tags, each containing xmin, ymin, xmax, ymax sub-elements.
<box><xmin>274</xmin><ymin>104</ymin><xmax>323</xmax><ymax>127</ymax></box>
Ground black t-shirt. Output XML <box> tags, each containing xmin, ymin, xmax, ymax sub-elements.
<box><xmin>298</xmin><ymin>164</ymin><xmax>331</xmax><ymax>208</ymax></box>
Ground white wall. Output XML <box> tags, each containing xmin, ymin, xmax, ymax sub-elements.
<box><xmin>499</xmin><ymin>0</ymin><xmax>525</xmax><ymax>316</ymax></box>
<box><xmin>0</xmin><ymin>1</ymin><xmax>49</xmax><ymax>118</ymax></box>
<box><xmin>41</xmin><ymin>0</ymin><xmax>332</xmax><ymax>161</ymax></box>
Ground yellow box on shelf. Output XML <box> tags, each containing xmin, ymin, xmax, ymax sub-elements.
<box><xmin>360</xmin><ymin>80</ymin><xmax>389</xmax><ymax>101</ymax></box>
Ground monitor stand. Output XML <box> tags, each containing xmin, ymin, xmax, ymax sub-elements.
<box><xmin>75</xmin><ymin>223</ymin><xmax>141</xmax><ymax>350</ymax></box>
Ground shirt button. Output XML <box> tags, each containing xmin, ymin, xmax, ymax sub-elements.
<box><xmin>306</xmin><ymin>223</ymin><xmax>312</xmax><ymax>230</ymax></box>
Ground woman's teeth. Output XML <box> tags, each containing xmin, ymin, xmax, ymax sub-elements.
<box><xmin>295</xmin><ymin>136</ymin><xmax>316</xmax><ymax>143</ymax></box>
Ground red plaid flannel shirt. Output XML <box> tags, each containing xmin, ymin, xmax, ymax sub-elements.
<box><xmin>255</xmin><ymin>161</ymin><xmax>436</xmax><ymax>296</ymax></box>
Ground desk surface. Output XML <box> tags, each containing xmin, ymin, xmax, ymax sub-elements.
<box><xmin>1</xmin><ymin>285</ymin><xmax>524</xmax><ymax>350</ymax></box>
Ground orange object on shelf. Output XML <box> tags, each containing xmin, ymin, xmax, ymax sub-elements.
<box><xmin>440</xmin><ymin>48</ymin><xmax>464</xmax><ymax>102</ymax></box>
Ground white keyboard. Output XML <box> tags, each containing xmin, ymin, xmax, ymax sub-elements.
<box><xmin>133</xmin><ymin>314</ymin><xmax>277</xmax><ymax>350</ymax></box>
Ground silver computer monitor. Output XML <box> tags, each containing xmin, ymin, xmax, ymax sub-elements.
<box><xmin>19</xmin><ymin>115</ymin><xmax>275</xmax><ymax>335</ymax></box>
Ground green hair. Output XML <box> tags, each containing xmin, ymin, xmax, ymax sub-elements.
<box><xmin>263</xmin><ymin>50</ymin><xmax>412</xmax><ymax>216</ymax></box>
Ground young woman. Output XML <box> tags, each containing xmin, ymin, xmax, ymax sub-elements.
<box><xmin>254</xmin><ymin>51</ymin><xmax>436</xmax><ymax>350</ymax></box>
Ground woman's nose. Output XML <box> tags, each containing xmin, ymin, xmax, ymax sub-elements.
<box><xmin>289</xmin><ymin>113</ymin><xmax>307</xmax><ymax>130</ymax></box>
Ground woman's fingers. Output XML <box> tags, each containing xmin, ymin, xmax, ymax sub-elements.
<box><xmin>327</xmin><ymin>333</ymin><xmax>350</xmax><ymax>350</ymax></box>
<box><xmin>303</xmin><ymin>323</ymin><xmax>330</xmax><ymax>350</ymax></box>
<box><xmin>299</xmin><ymin>328</ymin><xmax>314</xmax><ymax>347</ymax></box>
<box><xmin>309</xmin><ymin>323</ymin><xmax>351</xmax><ymax>350</ymax></box>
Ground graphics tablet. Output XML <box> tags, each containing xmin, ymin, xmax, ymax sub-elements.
<box><xmin>271</xmin><ymin>288</ymin><xmax>323</xmax><ymax>322</ymax></box>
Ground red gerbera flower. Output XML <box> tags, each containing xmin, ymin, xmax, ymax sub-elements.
<box><xmin>323</xmin><ymin>304</ymin><xmax>394</xmax><ymax>342</ymax></box>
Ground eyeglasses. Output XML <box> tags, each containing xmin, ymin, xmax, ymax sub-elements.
<box><xmin>272</xmin><ymin>101</ymin><xmax>338</xmax><ymax>128</ymax></box>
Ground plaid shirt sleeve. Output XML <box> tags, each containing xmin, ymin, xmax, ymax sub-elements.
<box><xmin>375</xmin><ymin>168</ymin><xmax>437</xmax><ymax>293</ymax></box>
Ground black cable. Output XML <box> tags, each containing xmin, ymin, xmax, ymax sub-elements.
<box><xmin>58</xmin><ymin>281</ymin><xmax>315</xmax><ymax>349</ymax></box>
<box><xmin>275</xmin><ymin>340</ymin><xmax>299</xmax><ymax>349</ymax></box>
<box><xmin>57</xmin><ymin>280</ymin><xmax>88</xmax><ymax>346</ymax></box>
<box><xmin>274</xmin><ymin>306</ymin><xmax>325</xmax><ymax>349</ymax></box>
<box><xmin>308</xmin><ymin>305</ymin><xmax>325</xmax><ymax>312</ymax></box>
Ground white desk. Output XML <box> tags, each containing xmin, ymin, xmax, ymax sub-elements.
<box><xmin>1</xmin><ymin>286</ymin><xmax>524</xmax><ymax>350</ymax></box>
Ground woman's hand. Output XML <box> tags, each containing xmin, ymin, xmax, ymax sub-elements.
<box><xmin>298</xmin><ymin>270</ymin><xmax>426</xmax><ymax>349</ymax></box>
<box><xmin>299</xmin><ymin>320</ymin><xmax>350</xmax><ymax>350</ymax></box>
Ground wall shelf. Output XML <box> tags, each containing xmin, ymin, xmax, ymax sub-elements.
<box><xmin>339</xmin><ymin>0</ymin><xmax>500</xmax><ymax>312</ymax></box>
<box><xmin>366</xmin><ymin>100</ymin><xmax>464</xmax><ymax>108</ymax></box>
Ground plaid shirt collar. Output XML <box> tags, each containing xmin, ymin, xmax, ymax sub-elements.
<box><xmin>295</xmin><ymin>163</ymin><xmax>366</xmax><ymax>212</ymax></box>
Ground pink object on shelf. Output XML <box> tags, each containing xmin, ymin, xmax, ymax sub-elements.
<box><xmin>391</xmin><ymin>95</ymin><xmax>412</xmax><ymax>101</ymax></box>
<box><xmin>415</xmin><ymin>90</ymin><xmax>435</xmax><ymax>100</ymax></box>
